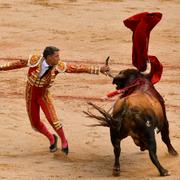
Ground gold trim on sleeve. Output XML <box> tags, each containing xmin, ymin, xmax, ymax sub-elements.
<box><xmin>90</xmin><ymin>65</ymin><xmax>100</xmax><ymax>74</ymax></box>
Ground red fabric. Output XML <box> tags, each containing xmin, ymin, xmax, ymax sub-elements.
<box><xmin>107</xmin><ymin>89</ymin><xmax>122</xmax><ymax>98</ymax></box>
<box><xmin>123</xmin><ymin>12</ymin><xmax>163</xmax><ymax>84</ymax></box>
<box><xmin>148</xmin><ymin>56</ymin><xmax>163</xmax><ymax>84</ymax></box>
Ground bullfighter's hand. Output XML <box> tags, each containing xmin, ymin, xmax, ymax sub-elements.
<box><xmin>100</xmin><ymin>65</ymin><xmax>110</xmax><ymax>75</ymax></box>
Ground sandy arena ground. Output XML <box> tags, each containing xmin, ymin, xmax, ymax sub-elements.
<box><xmin>0</xmin><ymin>0</ymin><xmax>180</xmax><ymax>179</ymax></box>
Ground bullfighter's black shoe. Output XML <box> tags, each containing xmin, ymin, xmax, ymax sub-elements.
<box><xmin>49</xmin><ymin>134</ymin><xmax>58</xmax><ymax>152</ymax></box>
<box><xmin>61</xmin><ymin>145</ymin><xmax>69</xmax><ymax>155</ymax></box>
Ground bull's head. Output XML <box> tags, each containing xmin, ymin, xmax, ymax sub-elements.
<box><xmin>112</xmin><ymin>69</ymin><xmax>142</xmax><ymax>90</ymax></box>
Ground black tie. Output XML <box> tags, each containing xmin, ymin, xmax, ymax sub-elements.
<box><xmin>40</xmin><ymin>66</ymin><xmax>52</xmax><ymax>79</ymax></box>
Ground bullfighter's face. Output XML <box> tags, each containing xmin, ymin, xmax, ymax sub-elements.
<box><xmin>46</xmin><ymin>51</ymin><xmax>60</xmax><ymax>66</ymax></box>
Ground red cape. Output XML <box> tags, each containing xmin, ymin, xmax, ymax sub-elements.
<box><xmin>123</xmin><ymin>12</ymin><xmax>163</xmax><ymax>84</ymax></box>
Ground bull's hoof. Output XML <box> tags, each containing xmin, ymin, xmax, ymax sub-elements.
<box><xmin>112</xmin><ymin>167</ymin><xmax>120</xmax><ymax>176</ymax></box>
<box><xmin>160</xmin><ymin>169</ymin><xmax>170</xmax><ymax>176</ymax></box>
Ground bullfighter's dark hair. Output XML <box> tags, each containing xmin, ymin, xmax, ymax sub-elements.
<box><xmin>43</xmin><ymin>46</ymin><xmax>60</xmax><ymax>59</ymax></box>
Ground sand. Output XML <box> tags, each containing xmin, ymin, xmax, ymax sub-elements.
<box><xmin>0</xmin><ymin>0</ymin><xmax>180</xmax><ymax>179</ymax></box>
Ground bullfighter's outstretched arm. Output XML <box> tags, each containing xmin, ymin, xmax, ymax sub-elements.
<box><xmin>0</xmin><ymin>55</ymin><xmax>109</xmax><ymax>75</ymax></box>
<box><xmin>0</xmin><ymin>54</ymin><xmax>42</xmax><ymax>71</ymax></box>
<box><xmin>66</xmin><ymin>63</ymin><xmax>100</xmax><ymax>74</ymax></box>
<box><xmin>56</xmin><ymin>61</ymin><xmax>108</xmax><ymax>75</ymax></box>
<box><xmin>0</xmin><ymin>59</ymin><xmax>28</xmax><ymax>71</ymax></box>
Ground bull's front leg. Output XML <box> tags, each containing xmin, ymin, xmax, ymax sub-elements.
<box><xmin>110</xmin><ymin>128</ymin><xmax>121</xmax><ymax>176</ymax></box>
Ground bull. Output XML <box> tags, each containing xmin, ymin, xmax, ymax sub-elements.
<box><xmin>85</xmin><ymin>68</ymin><xmax>177</xmax><ymax>176</ymax></box>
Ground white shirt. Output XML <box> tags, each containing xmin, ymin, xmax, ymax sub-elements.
<box><xmin>39</xmin><ymin>59</ymin><xmax>50</xmax><ymax>78</ymax></box>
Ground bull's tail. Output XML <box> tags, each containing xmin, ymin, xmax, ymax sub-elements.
<box><xmin>83</xmin><ymin>102</ymin><xmax>120</xmax><ymax>128</ymax></box>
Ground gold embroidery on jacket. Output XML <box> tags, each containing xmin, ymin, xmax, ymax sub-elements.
<box><xmin>27</xmin><ymin>64</ymin><xmax>57</xmax><ymax>88</ymax></box>
<box><xmin>56</xmin><ymin>61</ymin><xmax>67</xmax><ymax>73</ymax></box>
<box><xmin>27</xmin><ymin>54</ymin><xmax>43</xmax><ymax>67</ymax></box>
<box><xmin>42</xmin><ymin>90</ymin><xmax>62</xmax><ymax>129</ymax></box>
<box><xmin>25</xmin><ymin>82</ymin><xmax>37</xmax><ymax>130</ymax></box>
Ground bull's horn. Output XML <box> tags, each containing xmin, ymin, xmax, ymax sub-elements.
<box><xmin>106</xmin><ymin>71</ymin><xmax>114</xmax><ymax>78</ymax></box>
<box><xmin>141</xmin><ymin>61</ymin><xmax>151</xmax><ymax>75</ymax></box>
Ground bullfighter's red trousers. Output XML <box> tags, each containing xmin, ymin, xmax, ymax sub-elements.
<box><xmin>25</xmin><ymin>82</ymin><xmax>67</xmax><ymax>148</ymax></box>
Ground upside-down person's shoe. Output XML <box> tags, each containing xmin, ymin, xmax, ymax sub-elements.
<box><xmin>49</xmin><ymin>134</ymin><xmax>58</xmax><ymax>152</ymax></box>
<box><xmin>61</xmin><ymin>144</ymin><xmax>69</xmax><ymax>155</ymax></box>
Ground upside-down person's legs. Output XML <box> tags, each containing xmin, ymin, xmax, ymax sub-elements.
<box><xmin>38</xmin><ymin>91</ymin><xmax>68</xmax><ymax>154</ymax></box>
<box><xmin>25</xmin><ymin>85</ymin><xmax>55</xmax><ymax>148</ymax></box>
